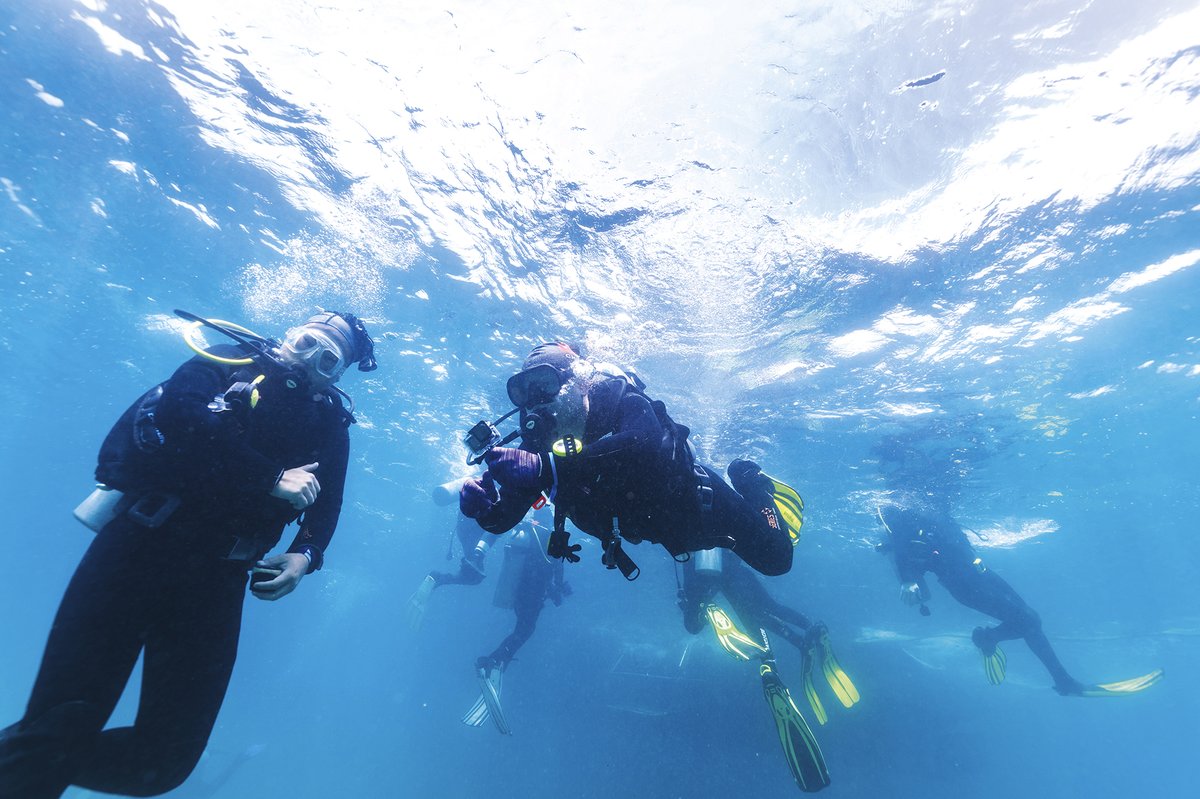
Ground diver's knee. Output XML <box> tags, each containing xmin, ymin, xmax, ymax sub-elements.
<box><xmin>755</xmin><ymin>547</ymin><xmax>793</xmax><ymax>577</ymax></box>
<box><xmin>0</xmin><ymin>702</ymin><xmax>104</xmax><ymax>799</ymax></box>
<box><xmin>125</xmin><ymin>741</ymin><xmax>206</xmax><ymax>796</ymax></box>
<box><xmin>1016</xmin><ymin>607</ymin><xmax>1041</xmax><ymax>632</ymax></box>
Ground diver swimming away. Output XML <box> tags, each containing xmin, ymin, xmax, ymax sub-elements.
<box><xmin>0</xmin><ymin>310</ymin><xmax>375</xmax><ymax>799</ymax></box>
<box><xmin>679</xmin><ymin>549</ymin><xmax>860</xmax><ymax>727</ymax></box>
<box><xmin>877</xmin><ymin>500</ymin><xmax>1163</xmax><ymax>697</ymax></box>
<box><xmin>405</xmin><ymin>498</ymin><xmax>568</xmax><ymax>736</ymax></box>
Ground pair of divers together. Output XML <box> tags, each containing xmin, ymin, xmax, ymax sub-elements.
<box><xmin>0</xmin><ymin>321</ymin><xmax>1161</xmax><ymax>798</ymax></box>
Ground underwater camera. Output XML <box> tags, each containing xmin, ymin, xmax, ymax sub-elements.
<box><xmin>464</xmin><ymin>407</ymin><xmax>522</xmax><ymax>465</ymax></box>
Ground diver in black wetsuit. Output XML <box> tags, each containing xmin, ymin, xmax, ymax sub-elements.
<box><xmin>459</xmin><ymin>342</ymin><xmax>796</xmax><ymax>578</ymax></box>
<box><xmin>678</xmin><ymin>550</ymin><xmax>815</xmax><ymax>642</ymax></box>
<box><xmin>404</xmin><ymin>500</ymin><xmax>566</xmax><ymax>734</ymax></box>
<box><xmin>476</xmin><ymin>518</ymin><xmax>568</xmax><ymax>673</ymax></box>
<box><xmin>877</xmin><ymin>500</ymin><xmax>1089</xmax><ymax>695</ymax></box>
<box><xmin>0</xmin><ymin>311</ymin><xmax>376</xmax><ymax>799</ymax></box>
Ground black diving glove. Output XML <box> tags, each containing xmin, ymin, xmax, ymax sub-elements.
<box><xmin>547</xmin><ymin>529</ymin><xmax>581</xmax><ymax>563</ymax></box>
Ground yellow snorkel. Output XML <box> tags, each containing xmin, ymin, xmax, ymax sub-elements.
<box><xmin>181</xmin><ymin>318</ymin><xmax>263</xmax><ymax>366</ymax></box>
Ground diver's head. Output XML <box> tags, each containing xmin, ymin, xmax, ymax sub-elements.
<box><xmin>507</xmin><ymin>342</ymin><xmax>590</xmax><ymax>448</ymax></box>
<box><xmin>279</xmin><ymin>311</ymin><xmax>377</xmax><ymax>389</ymax></box>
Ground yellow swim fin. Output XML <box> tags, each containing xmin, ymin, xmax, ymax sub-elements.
<box><xmin>816</xmin><ymin>627</ymin><xmax>860</xmax><ymax>708</ymax></box>
<box><xmin>982</xmin><ymin>645</ymin><xmax>1007</xmax><ymax>685</ymax></box>
<box><xmin>1076</xmin><ymin>669</ymin><xmax>1163</xmax><ymax>697</ymax></box>
<box><xmin>801</xmin><ymin>649</ymin><xmax>828</xmax><ymax>726</ymax></box>
<box><xmin>972</xmin><ymin>626</ymin><xmax>1007</xmax><ymax>685</ymax></box>
<box><xmin>764</xmin><ymin>473</ymin><xmax>804</xmax><ymax>546</ymax></box>
<box><xmin>705</xmin><ymin>604</ymin><xmax>769</xmax><ymax>661</ymax></box>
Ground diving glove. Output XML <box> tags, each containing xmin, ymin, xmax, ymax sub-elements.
<box><xmin>547</xmin><ymin>528</ymin><xmax>581</xmax><ymax>563</ymax></box>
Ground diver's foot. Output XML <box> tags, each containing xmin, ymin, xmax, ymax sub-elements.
<box><xmin>1053</xmin><ymin>678</ymin><xmax>1088</xmax><ymax>697</ymax></box>
<box><xmin>971</xmin><ymin>626</ymin><xmax>997</xmax><ymax>656</ymax></box>
<box><xmin>460</xmin><ymin>555</ymin><xmax>486</xmax><ymax>583</ymax></box>
<box><xmin>475</xmin><ymin>656</ymin><xmax>500</xmax><ymax>676</ymax></box>
<box><xmin>678</xmin><ymin>597</ymin><xmax>705</xmax><ymax>635</ymax></box>
<box><xmin>728</xmin><ymin>459</ymin><xmax>769</xmax><ymax>498</ymax></box>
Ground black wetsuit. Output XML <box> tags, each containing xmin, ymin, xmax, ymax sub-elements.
<box><xmin>476</xmin><ymin>377</ymin><xmax>793</xmax><ymax>576</ymax></box>
<box><xmin>0</xmin><ymin>346</ymin><xmax>350</xmax><ymax>799</ymax></box>
<box><xmin>880</xmin><ymin>503</ymin><xmax>1079</xmax><ymax>691</ymax></box>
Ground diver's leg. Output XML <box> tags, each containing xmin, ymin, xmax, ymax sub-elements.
<box><xmin>943</xmin><ymin>568</ymin><xmax>1080</xmax><ymax>690</ymax></box>
<box><xmin>704</xmin><ymin>467</ymin><xmax>793</xmax><ymax>576</ymax></box>
<box><xmin>487</xmin><ymin>599</ymin><xmax>542</xmax><ymax>668</ymax></box>
<box><xmin>73</xmin><ymin>561</ymin><xmax>247</xmax><ymax>796</ymax></box>
<box><xmin>724</xmin><ymin>558</ymin><xmax>812</xmax><ymax>631</ymax></box>
<box><xmin>1</xmin><ymin>524</ymin><xmax>151</xmax><ymax>799</ymax></box>
<box><xmin>484</xmin><ymin>558</ymin><xmax>551</xmax><ymax>668</ymax></box>
<box><xmin>719</xmin><ymin>559</ymin><xmax>808</xmax><ymax>648</ymax></box>
<box><xmin>677</xmin><ymin>558</ymin><xmax>720</xmax><ymax>634</ymax></box>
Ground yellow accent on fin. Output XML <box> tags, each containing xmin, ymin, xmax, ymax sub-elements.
<box><xmin>704</xmin><ymin>604</ymin><xmax>769</xmax><ymax>661</ymax></box>
<box><xmin>801</xmin><ymin>651</ymin><xmax>828</xmax><ymax>725</ymax></box>
<box><xmin>983</xmin><ymin>644</ymin><xmax>1007</xmax><ymax>686</ymax></box>
<box><xmin>760</xmin><ymin>662</ymin><xmax>831</xmax><ymax>792</ymax></box>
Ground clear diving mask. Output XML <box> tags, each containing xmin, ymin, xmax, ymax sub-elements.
<box><xmin>281</xmin><ymin>325</ymin><xmax>349</xmax><ymax>381</ymax></box>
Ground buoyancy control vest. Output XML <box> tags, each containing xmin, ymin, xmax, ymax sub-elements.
<box><xmin>545</xmin><ymin>369</ymin><xmax>697</xmax><ymax>581</ymax></box>
<box><xmin>95</xmin><ymin>350</ymin><xmax>353</xmax><ymax>495</ymax></box>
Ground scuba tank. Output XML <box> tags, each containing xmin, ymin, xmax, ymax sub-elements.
<box><xmin>492</xmin><ymin>528</ymin><xmax>533</xmax><ymax>610</ymax></box>
<box><xmin>433</xmin><ymin>477</ymin><xmax>469</xmax><ymax>507</ymax></box>
<box><xmin>73</xmin><ymin>485</ymin><xmax>130</xmax><ymax>533</ymax></box>
<box><xmin>693</xmin><ymin>548</ymin><xmax>723</xmax><ymax>579</ymax></box>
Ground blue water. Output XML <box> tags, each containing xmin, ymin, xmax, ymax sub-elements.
<box><xmin>2</xmin><ymin>0</ymin><xmax>1198</xmax><ymax>796</ymax></box>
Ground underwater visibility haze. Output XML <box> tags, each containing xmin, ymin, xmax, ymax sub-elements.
<box><xmin>1</xmin><ymin>0</ymin><xmax>1198</xmax><ymax>796</ymax></box>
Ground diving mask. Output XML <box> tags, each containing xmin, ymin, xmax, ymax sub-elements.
<box><xmin>506</xmin><ymin>363</ymin><xmax>568</xmax><ymax>408</ymax></box>
<box><xmin>281</xmin><ymin>325</ymin><xmax>349</xmax><ymax>381</ymax></box>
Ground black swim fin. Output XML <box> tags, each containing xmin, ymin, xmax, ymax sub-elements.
<box><xmin>760</xmin><ymin>661</ymin><xmax>830</xmax><ymax>793</ymax></box>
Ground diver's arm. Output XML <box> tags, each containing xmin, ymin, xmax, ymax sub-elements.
<box><xmin>283</xmin><ymin>421</ymin><xmax>350</xmax><ymax>572</ymax></box>
<box><xmin>156</xmin><ymin>351</ymin><xmax>286</xmax><ymax>495</ymax></box>
<box><xmin>476</xmin><ymin>484</ymin><xmax>541</xmax><ymax>535</ymax></box>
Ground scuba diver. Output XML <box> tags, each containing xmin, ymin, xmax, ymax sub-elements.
<box><xmin>405</xmin><ymin>493</ymin><xmax>567</xmax><ymax>735</ymax></box>
<box><xmin>679</xmin><ymin>550</ymin><xmax>860</xmax><ymax>727</ymax></box>
<box><xmin>877</xmin><ymin>498</ymin><xmax>1163</xmax><ymax>697</ymax></box>
<box><xmin>458</xmin><ymin>342</ymin><xmax>803</xmax><ymax>580</ymax></box>
<box><xmin>463</xmin><ymin>514</ymin><xmax>568</xmax><ymax>736</ymax></box>
<box><xmin>677</xmin><ymin>547</ymin><xmax>857</xmax><ymax>792</ymax></box>
<box><xmin>0</xmin><ymin>310</ymin><xmax>376</xmax><ymax>799</ymax></box>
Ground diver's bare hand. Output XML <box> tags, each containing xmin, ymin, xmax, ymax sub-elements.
<box><xmin>271</xmin><ymin>462</ymin><xmax>320</xmax><ymax>509</ymax></box>
<box><xmin>249</xmin><ymin>553</ymin><xmax>308</xmax><ymax>601</ymax></box>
